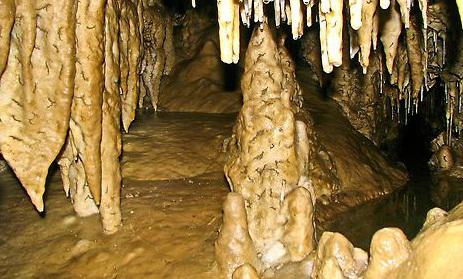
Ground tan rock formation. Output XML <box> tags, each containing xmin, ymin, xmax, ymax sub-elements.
<box><xmin>215</xmin><ymin>193</ymin><xmax>261</xmax><ymax>279</ymax></box>
<box><xmin>312</xmin><ymin>232</ymin><xmax>369</xmax><ymax>279</ymax></box>
<box><xmin>0</xmin><ymin>0</ymin><xmax>77</xmax><ymax>211</ymax></box>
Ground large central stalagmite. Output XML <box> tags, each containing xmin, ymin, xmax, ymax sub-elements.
<box><xmin>218</xmin><ymin>22</ymin><xmax>316</xmax><ymax>277</ymax></box>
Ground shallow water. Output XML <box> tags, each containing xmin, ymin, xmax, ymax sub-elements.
<box><xmin>325</xmin><ymin>173</ymin><xmax>463</xmax><ymax>250</ymax></box>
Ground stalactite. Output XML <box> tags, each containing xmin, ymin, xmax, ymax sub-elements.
<box><xmin>58</xmin><ymin>137</ymin><xmax>99</xmax><ymax>217</ymax></box>
<box><xmin>396</xmin><ymin>0</ymin><xmax>410</xmax><ymax>28</ymax></box>
<box><xmin>68</xmin><ymin>0</ymin><xmax>107</xmax><ymax>205</ymax></box>
<box><xmin>457</xmin><ymin>0</ymin><xmax>463</xmax><ymax>29</ymax></box>
<box><xmin>218</xmin><ymin>0</ymin><xmax>240</xmax><ymax>64</ymax></box>
<box><xmin>406</xmin><ymin>16</ymin><xmax>424</xmax><ymax>100</ymax></box>
<box><xmin>290</xmin><ymin>0</ymin><xmax>304</xmax><ymax>40</ymax></box>
<box><xmin>319</xmin><ymin>0</ymin><xmax>343</xmax><ymax>73</ymax></box>
<box><xmin>349</xmin><ymin>0</ymin><xmax>362</xmax><ymax>30</ymax></box>
<box><xmin>120</xmin><ymin>0</ymin><xmax>141</xmax><ymax>132</ymax></box>
<box><xmin>0</xmin><ymin>0</ymin><xmax>77</xmax><ymax>211</ymax></box>
<box><xmin>380</xmin><ymin>0</ymin><xmax>402</xmax><ymax>75</ymax></box>
<box><xmin>100</xmin><ymin>0</ymin><xmax>122</xmax><ymax>234</ymax></box>
<box><xmin>358</xmin><ymin>0</ymin><xmax>378</xmax><ymax>73</ymax></box>
<box><xmin>305</xmin><ymin>0</ymin><xmax>315</xmax><ymax>27</ymax></box>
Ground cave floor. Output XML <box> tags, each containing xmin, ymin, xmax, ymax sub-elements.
<box><xmin>0</xmin><ymin>112</ymin><xmax>235</xmax><ymax>278</ymax></box>
<box><xmin>2</xmin><ymin>80</ymin><xmax>462</xmax><ymax>278</ymax></box>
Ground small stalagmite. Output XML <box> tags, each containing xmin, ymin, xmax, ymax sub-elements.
<box><xmin>215</xmin><ymin>193</ymin><xmax>261</xmax><ymax>279</ymax></box>
<box><xmin>364</xmin><ymin>228</ymin><xmax>411</xmax><ymax>279</ymax></box>
<box><xmin>282</xmin><ymin>187</ymin><xmax>315</xmax><ymax>262</ymax></box>
<box><xmin>312</xmin><ymin>232</ymin><xmax>369</xmax><ymax>279</ymax></box>
<box><xmin>232</xmin><ymin>263</ymin><xmax>260</xmax><ymax>279</ymax></box>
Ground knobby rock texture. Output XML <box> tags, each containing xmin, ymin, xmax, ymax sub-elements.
<box><xmin>0</xmin><ymin>0</ymin><xmax>170</xmax><ymax>233</ymax></box>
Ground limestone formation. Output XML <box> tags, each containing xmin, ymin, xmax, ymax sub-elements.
<box><xmin>215</xmin><ymin>193</ymin><xmax>261</xmax><ymax>279</ymax></box>
<box><xmin>364</xmin><ymin>228</ymin><xmax>411</xmax><ymax>279</ymax></box>
<box><xmin>312</xmin><ymin>232</ymin><xmax>369</xmax><ymax>279</ymax></box>
<box><xmin>120</xmin><ymin>0</ymin><xmax>142</xmax><ymax>132</ymax></box>
<box><xmin>140</xmin><ymin>1</ymin><xmax>175</xmax><ymax>110</ymax></box>
<box><xmin>0</xmin><ymin>0</ymin><xmax>77</xmax><ymax>211</ymax></box>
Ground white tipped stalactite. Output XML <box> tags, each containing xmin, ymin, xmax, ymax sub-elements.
<box><xmin>380</xmin><ymin>0</ymin><xmax>390</xmax><ymax>9</ymax></box>
<box><xmin>217</xmin><ymin>0</ymin><xmax>240</xmax><ymax>64</ymax></box>
<box><xmin>290</xmin><ymin>0</ymin><xmax>304</xmax><ymax>39</ymax></box>
<box><xmin>397</xmin><ymin>0</ymin><xmax>410</xmax><ymax>28</ymax></box>
<box><xmin>319</xmin><ymin>0</ymin><xmax>343</xmax><ymax>73</ymax></box>
<box><xmin>349</xmin><ymin>0</ymin><xmax>363</xmax><ymax>30</ymax></box>
<box><xmin>305</xmin><ymin>0</ymin><xmax>315</xmax><ymax>27</ymax></box>
<box><xmin>358</xmin><ymin>0</ymin><xmax>378</xmax><ymax>73</ymax></box>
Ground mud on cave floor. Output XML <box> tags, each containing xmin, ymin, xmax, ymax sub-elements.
<box><xmin>1</xmin><ymin>80</ymin><xmax>462</xmax><ymax>278</ymax></box>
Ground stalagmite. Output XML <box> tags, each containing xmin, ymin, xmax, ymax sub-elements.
<box><xmin>0</xmin><ymin>0</ymin><xmax>14</xmax><ymax>76</ymax></box>
<box><xmin>232</xmin><ymin>264</ymin><xmax>260</xmax><ymax>279</ymax></box>
<box><xmin>0</xmin><ymin>0</ymin><xmax>77</xmax><ymax>211</ymax></box>
<box><xmin>364</xmin><ymin>228</ymin><xmax>411</xmax><ymax>279</ymax></box>
<box><xmin>68</xmin><ymin>0</ymin><xmax>107</xmax><ymax>204</ymax></box>
<box><xmin>349</xmin><ymin>0</ymin><xmax>363</xmax><ymax>30</ymax></box>
<box><xmin>223</xmin><ymin>22</ymin><xmax>317</xmax><ymax>270</ymax></box>
<box><xmin>312</xmin><ymin>232</ymin><xmax>369</xmax><ymax>278</ymax></box>
<box><xmin>120</xmin><ymin>0</ymin><xmax>141</xmax><ymax>132</ymax></box>
<box><xmin>100</xmin><ymin>0</ymin><xmax>122</xmax><ymax>234</ymax></box>
<box><xmin>215</xmin><ymin>193</ymin><xmax>261</xmax><ymax>279</ymax></box>
<box><xmin>380</xmin><ymin>0</ymin><xmax>402</xmax><ymax>75</ymax></box>
<box><xmin>358</xmin><ymin>0</ymin><xmax>378</xmax><ymax>73</ymax></box>
<box><xmin>217</xmin><ymin>0</ymin><xmax>240</xmax><ymax>64</ymax></box>
<box><xmin>282</xmin><ymin>187</ymin><xmax>315</xmax><ymax>262</ymax></box>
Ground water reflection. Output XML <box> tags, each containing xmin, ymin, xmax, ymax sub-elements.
<box><xmin>325</xmin><ymin>174</ymin><xmax>463</xmax><ymax>250</ymax></box>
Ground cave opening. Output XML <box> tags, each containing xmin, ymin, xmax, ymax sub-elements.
<box><xmin>1</xmin><ymin>0</ymin><xmax>463</xmax><ymax>278</ymax></box>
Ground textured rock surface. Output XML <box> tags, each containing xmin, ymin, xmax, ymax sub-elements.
<box><xmin>223</xmin><ymin>23</ymin><xmax>314</xmax><ymax>271</ymax></box>
<box><xmin>140</xmin><ymin>1</ymin><xmax>175</xmax><ymax>111</ymax></box>
<box><xmin>0</xmin><ymin>0</ymin><xmax>77</xmax><ymax>211</ymax></box>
